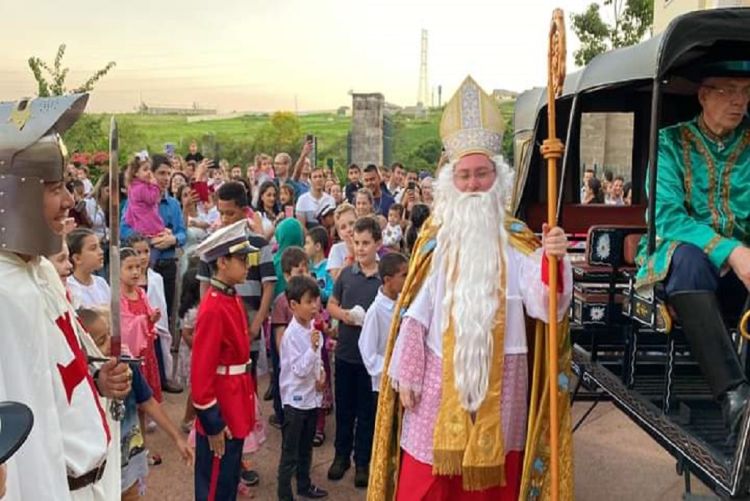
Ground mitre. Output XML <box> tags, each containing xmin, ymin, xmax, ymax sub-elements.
<box><xmin>439</xmin><ymin>75</ymin><xmax>505</xmax><ymax>162</ymax></box>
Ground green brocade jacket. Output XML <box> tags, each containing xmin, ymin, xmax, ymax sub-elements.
<box><xmin>635</xmin><ymin>117</ymin><xmax>750</xmax><ymax>290</ymax></box>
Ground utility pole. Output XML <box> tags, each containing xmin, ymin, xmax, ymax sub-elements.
<box><xmin>417</xmin><ymin>29</ymin><xmax>429</xmax><ymax>107</ymax></box>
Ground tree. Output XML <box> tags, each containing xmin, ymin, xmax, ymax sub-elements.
<box><xmin>571</xmin><ymin>0</ymin><xmax>654</xmax><ymax>66</ymax></box>
<box><xmin>253</xmin><ymin>112</ymin><xmax>302</xmax><ymax>156</ymax></box>
<box><xmin>28</xmin><ymin>44</ymin><xmax>115</xmax><ymax>97</ymax></box>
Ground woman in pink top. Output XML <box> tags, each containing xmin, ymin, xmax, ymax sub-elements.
<box><xmin>124</xmin><ymin>157</ymin><xmax>165</xmax><ymax>237</ymax></box>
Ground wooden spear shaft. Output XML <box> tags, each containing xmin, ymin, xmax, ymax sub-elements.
<box><xmin>542</xmin><ymin>9</ymin><xmax>566</xmax><ymax>501</ymax></box>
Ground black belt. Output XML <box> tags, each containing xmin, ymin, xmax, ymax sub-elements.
<box><xmin>68</xmin><ymin>460</ymin><xmax>107</xmax><ymax>491</ymax></box>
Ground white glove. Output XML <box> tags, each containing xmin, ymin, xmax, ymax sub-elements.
<box><xmin>348</xmin><ymin>305</ymin><xmax>366</xmax><ymax>326</ymax></box>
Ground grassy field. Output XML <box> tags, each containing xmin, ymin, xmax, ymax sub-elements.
<box><xmin>69</xmin><ymin>100</ymin><xmax>515</xmax><ymax>176</ymax></box>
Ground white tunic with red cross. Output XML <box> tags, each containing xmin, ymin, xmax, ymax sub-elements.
<box><xmin>0</xmin><ymin>252</ymin><xmax>111</xmax><ymax>501</ymax></box>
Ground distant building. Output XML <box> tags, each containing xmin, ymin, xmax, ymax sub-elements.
<box><xmin>337</xmin><ymin>106</ymin><xmax>351</xmax><ymax>116</ymax></box>
<box><xmin>653</xmin><ymin>0</ymin><xmax>750</xmax><ymax>33</ymax></box>
<box><xmin>401</xmin><ymin>104</ymin><xmax>428</xmax><ymax>118</ymax></box>
<box><xmin>138</xmin><ymin>101</ymin><xmax>217</xmax><ymax>116</ymax></box>
<box><xmin>492</xmin><ymin>89</ymin><xmax>518</xmax><ymax>102</ymax></box>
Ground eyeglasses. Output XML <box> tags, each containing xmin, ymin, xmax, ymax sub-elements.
<box><xmin>704</xmin><ymin>85</ymin><xmax>750</xmax><ymax>100</ymax></box>
<box><xmin>453</xmin><ymin>168</ymin><xmax>495</xmax><ymax>183</ymax></box>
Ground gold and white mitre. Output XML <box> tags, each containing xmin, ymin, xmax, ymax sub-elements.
<box><xmin>439</xmin><ymin>75</ymin><xmax>505</xmax><ymax>162</ymax></box>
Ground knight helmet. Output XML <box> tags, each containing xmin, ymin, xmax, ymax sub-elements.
<box><xmin>0</xmin><ymin>93</ymin><xmax>89</xmax><ymax>256</ymax></box>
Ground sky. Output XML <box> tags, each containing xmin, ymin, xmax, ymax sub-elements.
<box><xmin>1</xmin><ymin>0</ymin><xmax>598</xmax><ymax>113</ymax></box>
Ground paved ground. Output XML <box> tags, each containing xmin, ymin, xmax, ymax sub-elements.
<box><xmin>143</xmin><ymin>374</ymin><xmax>714</xmax><ymax>500</ymax></box>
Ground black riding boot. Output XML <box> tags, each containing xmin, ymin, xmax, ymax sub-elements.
<box><xmin>669</xmin><ymin>291</ymin><xmax>750</xmax><ymax>431</ymax></box>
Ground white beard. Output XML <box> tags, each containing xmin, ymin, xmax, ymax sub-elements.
<box><xmin>432</xmin><ymin>157</ymin><xmax>510</xmax><ymax>412</ymax></box>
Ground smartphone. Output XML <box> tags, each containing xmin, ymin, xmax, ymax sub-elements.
<box><xmin>284</xmin><ymin>206</ymin><xmax>294</xmax><ymax>218</ymax></box>
<box><xmin>408</xmin><ymin>181</ymin><xmax>416</xmax><ymax>190</ymax></box>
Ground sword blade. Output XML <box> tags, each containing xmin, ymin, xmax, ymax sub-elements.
<box><xmin>108</xmin><ymin>116</ymin><xmax>121</xmax><ymax>359</ymax></box>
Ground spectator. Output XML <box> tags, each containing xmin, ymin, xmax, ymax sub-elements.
<box><xmin>296</xmin><ymin>166</ymin><xmax>336</xmax><ymax>230</ymax></box>
<box><xmin>329</xmin><ymin>184</ymin><xmax>343</xmax><ymax>205</ymax></box>
<box><xmin>623</xmin><ymin>181</ymin><xmax>633</xmax><ymax>206</ymax></box>
<box><xmin>326</xmin><ymin>216</ymin><xmax>383</xmax><ymax>488</ymax></box>
<box><xmin>256</xmin><ymin>181</ymin><xmax>282</xmax><ymax>240</ymax></box>
<box><xmin>127</xmin><ymin>233</ymin><xmax>181</xmax><ymax>394</ymax></box>
<box><xmin>176</xmin><ymin>264</ymin><xmax>201</xmax><ymax>430</ymax></box>
<box><xmin>299</xmin><ymin>159</ymin><xmax>312</xmax><ymax>188</ymax></box>
<box><xmin>404</xmin><ymin>203</ymin><xmax>431</xmax><ymax>254</ymax></box>
<box><xmin>184</xmin><ymin>140</ymin><xmax>203</xmax><ymax>163</ymax></box>
<box><xmin>170</xmin><ymin>171</ymin><xmax>188</xmax><ymax>198</ymax></box>
<box><xmin>355</xmin><ymin>188</ymin><xmax>375</xmax><ymax>218</ymax></box>
<box><xmin>405</xmin><ymin>170</ymin><xmax>418</xmax><ymax>187</ymax></box>
<box><xmin>327</xmin><ymin>203</ymin><xmax>357</xmax><ymax>281</ymax></box>
<box><xmin>67</xmin><ymin>179</ymin><xmax>93</xmax><ymax>228</ymax></box>
<box><xmin>121</xmin><ymin>153</ymin><xmax>187</xmax><ymax>331</ymax></box>
<box><xmin>401</xmin><ymin>179</ymin><xmax>422</xmax><ymax>216</ymax></box>
<box><xmin>419</xmin><ymin>176</ymin><xmax>434</xmax><ymax>206</ymax></box>
<box><xmin>305</xmin><ymin>226</ymin><xmax>334</xmax><ymax>304</ymax></box>
<box><xmin>358</xmin><ymin>252</ymin><xmax>408</xmax><ymax>392</ymax></box>
<box><xmin>269</xmin><ymin>246</ymin><xmax>310</xmax><ymax>430</ymax></box>
<box><xmin>583</xmin><ymin>177</ymin><xmax>605</xmax><ymax>204</ymax></box>
<box><xmin>78</xmin><ymin>165</ymin><xmax>94</xmax><ymax>197</ymax></box>
<box><xmin>581</xmin><ymin>168</ymin><xmax>595</xmax><ymax>201</ymax></box>
<box><xmin>66</xmin><ymin>228</ymin><xmax>109</xmax><ymax>309</ymax></box>
<box><xmin>316</xmin><ymin>203</ymin><xmax>336</xmax><ymax>240</ymax></box>
<box><xmin>170</xmin><ymin>154</ymin><xmax>186</xmax><ymax>173</ymax></box>
<box><xmin>276</xmin><ymin>275</ymin><xmax>329</xmax><ymax>501</ymax></box>
<box><xmin>274</xmin><ymin>218</ymin><xmax>306</xmax><ymax>298</ymax></box>
<box><xmin>279</xmin><ymin>184</ymin><xmax>296</xmax><ymax>219</ymax></box>
<box><xmin>184</xmin><ymin>160</ymin><xmax>197</xmax><ymax>180</ymax></box>
<box><xmin>387</xmin><ymin>163</ymin><xmax>406</xmax><ymax>201</ymax></box>
<box><xmin>230</xmin><ymin>164</ymin><xmax>243</xmax><ymax>181</ymax></box>
<box><xmin>602</xmin><ymin>169</ymin><xmax>614</xmax><ymax>203</ymax></box>
<box><xmin>344</xmin><ymin>164</ymin><xmax>363</xmax><ymax>204</ymax></box>
<box><xmin>85</xmin><ymin>173</ymin><xmax>110</xmax><ymax>244</ymax></box>
<box><xmin>256</xmin><ymin>153</ymin><xmax>275</xmax><ymax>183</ymax></box>
<box><xmin>362</xmin><ymin>164</ymin><xmax>394</xmax><ymax>217</ymax></box>
<box><xmin>274</xmin><ymin>140</ymin><xmax>313</xmax><ymax>198</ymax></box>
<box><xmin>380</xmin><ymin>164</ymin><xmax>392</xmax><ymax>187</ymax></box>
<box><xmin>123</xmin><ymin>156</ymin><xmax>166</xmax><ymax>248</ymax></box>
<box><xmin>607</xmin><ymin>175</ymin><xmax>626</xmax><ymax>206</ymax></box>
<box><xmin>383</xmin><ymin>203</ymin><xmax>404</xmax><ymax>251</ymax></box>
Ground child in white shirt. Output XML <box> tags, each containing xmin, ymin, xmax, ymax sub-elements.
<box><xmin>358</xmin><ymin>252</ymin><xmax>408</xmax><ymax>392</ymax></box>
<box><xmin>277</xmin><ymin>275</ymin><xmax>328</xmax><ymax>501</ymax></box>
<box><xmin>66</xmin><ymin>228</ymin><xmax>110</xmax><ymax>309</ymax></box>
<box><xmin>383</xmin><ymin>204</ymin><xmax>405</xmax><ymax>252</ymax></box>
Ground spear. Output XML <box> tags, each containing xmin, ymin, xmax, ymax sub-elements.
<box><xmin>108</xmin><ymin>116</ymin><xmax>125</xmax><ymax>421</ymax></box>
<box><xmin>540</xmin><ymin>8</ymin><xmax>567</xmax><ymax>501</ymax></box>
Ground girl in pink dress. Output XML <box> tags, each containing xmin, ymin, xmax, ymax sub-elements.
<box><xmin>124</xmin><ymin>156</ymin><xmax>165</xmax><ymax>238</ymax></box>
<box><xmin>120</xmin><ymin>248</ymin><xmax>162</xmax><ymax>404</ymax></box>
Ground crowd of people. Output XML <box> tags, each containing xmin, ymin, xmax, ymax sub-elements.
<box><xmin>54</xmin><ymin>137</ymin><xmax>438</xmax><ymax>500</ymax></box>
<box><xmin>580</xmin><ymin>168</ymin><xmax>633</xmax><ymax>206</ymax></box>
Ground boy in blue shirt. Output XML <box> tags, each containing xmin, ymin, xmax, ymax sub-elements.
<box><xmin>304</xmin><ymin>226</ymin><xmax>334</xmax><ymax>305</ymax></box>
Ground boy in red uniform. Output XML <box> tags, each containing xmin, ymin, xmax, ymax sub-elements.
<box><xmin>192</xmin><ymin>219</ymin><xmax>257</xmax><ymax>501</ymax></box>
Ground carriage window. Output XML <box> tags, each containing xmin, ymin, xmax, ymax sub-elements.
<box><xmin>579</xmin><ymin>112</ymin><xmax>634</xmax><ymax>205</ymax></box>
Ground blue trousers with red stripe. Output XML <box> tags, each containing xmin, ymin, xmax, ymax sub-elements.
<box><xmin>195</xmin><ymin>433</ymin><xmax>243</xmax><ymax>501</ymax></box>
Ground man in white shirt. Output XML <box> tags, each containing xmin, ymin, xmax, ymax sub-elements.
<box><xmin>295</xmin><ymin>166</ymin><xmax>335</xmax><ymax>230</ymax></box>
<box><xmin>386</xmin><ymin>163</ymin><xmax>406</xmax><ymax>202</ymax></box>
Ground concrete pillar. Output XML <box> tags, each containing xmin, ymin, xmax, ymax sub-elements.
<box><xmin>350</xmin><ymin>93</ymin><xmax>384</xmax><ymax>167</ymax></box>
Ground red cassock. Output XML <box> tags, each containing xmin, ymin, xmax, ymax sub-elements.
<box><xmin>191</xmin><ymin>286</ymin><xmax>255</xmax><ymax>438</ymax></box>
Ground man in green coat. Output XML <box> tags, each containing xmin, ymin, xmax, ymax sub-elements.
<box><xmin>635</xmin><ymin>61</ymin><xmax>750</xmax><ymax>432</ymax></box>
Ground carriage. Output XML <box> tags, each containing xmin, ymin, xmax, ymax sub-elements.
<box><xmin>512</xmin><ymin>8</ymin><xmax>750</xmax><ymax>499</ymax></box>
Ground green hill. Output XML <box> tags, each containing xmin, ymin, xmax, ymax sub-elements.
<box><xmin>64</xmin><ymin>101</ymin><xmax>515</xmax><ymax>178</ymax></box>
